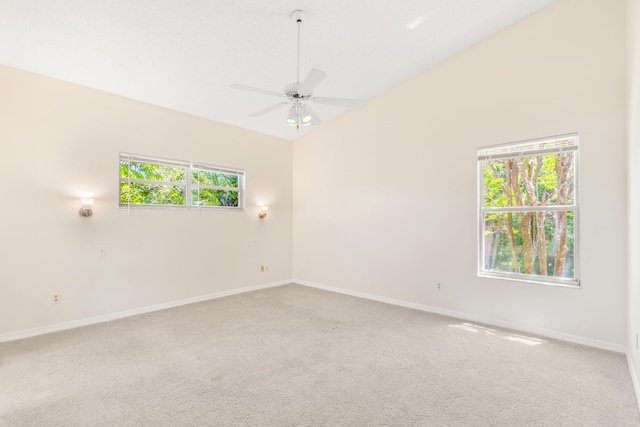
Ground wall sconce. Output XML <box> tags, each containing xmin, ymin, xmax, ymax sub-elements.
<box><xmin>258</xmin><ymin>206</ymin><xmax>269</xmax><ymax>219</ymax></box>
<box><xmin>79</xmin><ymin>198</ymin><xmax>94</xmax><ymax>217</ymax></box>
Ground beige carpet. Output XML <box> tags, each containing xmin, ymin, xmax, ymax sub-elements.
<box><xmin>1</xmin><ymin>284</ymin><xmax>638</xmax><ymax>426</ymax></box>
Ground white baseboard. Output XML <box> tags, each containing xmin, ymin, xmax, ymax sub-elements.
<box><xmin>294</xmin><ymin>279</ymin><xmax>626</xmax><ymax>354</ymax></box>
<box><xmin>0</xmin><ymin>280</ymin><xmax>291</xmax><ymax>343</ymax></box>
<box><xmin>2</xmin><ymin>278</ymin><xmax>627</xmax><ymax>355</ymax></box>
<box><xmin>627</xmin><ymin>352</ymin><xmax>640</xmax><ymax>413</ymax></box>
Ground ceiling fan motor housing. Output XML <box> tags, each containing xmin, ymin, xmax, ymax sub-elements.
<box><xmin>284</xmin><ymin>83</ymin><xmax>311</xmax><ymax>99</ymax></box>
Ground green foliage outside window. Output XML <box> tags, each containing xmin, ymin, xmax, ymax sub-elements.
<box><xmin>191</xmin><ymin>170</ymin><xmax>238</xmax><ymax>187</ymax></box>
<box><xmin>190</xmin><ymin>169</ymin><xmax>239</xmax><ymax>207</ymax></box>
<box><xmin>191</xmin><ymin>189</ymin><xmax>238</xmax><ymax>207</ymax></box>
<box><xmin>120</xmin><ymin>182</ymin><xmax>185</xmax><ymax>206</ymax></box>
<box><xmin>120</xmin><ymin>161</ymin><xmax>186</xmax><ymax>206</ymax></box>
<box><xmin>481</xmin><ymin>151</ymin><xmax>576</xmax><ymax>281</ymax></box>
<box><xmin>119</xmin><ymin>157</ymin><xmax>242</xmax><ymax>208</ymax></box>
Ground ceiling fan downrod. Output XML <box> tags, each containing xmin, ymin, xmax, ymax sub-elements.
<box><xmin>291</xmin><ymin>10</ymin><xmax>305</xmax><ymax>85</ymax></box>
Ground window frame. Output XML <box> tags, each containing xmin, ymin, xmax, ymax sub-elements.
<box><xmin>477</xmin><ymin>134</ymin><xmax>580</xmax><ymax>288</ymax></box>
<box><xmin>119</xmin><ymin>153</ymin><xmax>245</xmax><ymax>211</ymax></box>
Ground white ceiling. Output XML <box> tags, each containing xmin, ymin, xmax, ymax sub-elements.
<box><xmin>0</xmin><ymin>0</ymin><xmax>556</xmax><ymax>141</ymax></box>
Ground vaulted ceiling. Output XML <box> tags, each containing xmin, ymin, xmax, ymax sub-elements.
<box><xmin>0</xmin><ymin>0</ymin><xmax>556</xmax><ymax>140</ymax></box>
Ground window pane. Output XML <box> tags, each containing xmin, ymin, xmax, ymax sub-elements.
<box><xmin>120</xmin><ymin>160</ymin><xmax>185</xmax><ymax>182</ymax></box>
<box><xmin>192</xmin><ymin>189</ymin><xmax>239</xmax><ymax>207</ymax></box>
<box><xmin>482</xmin><ymin>210</ymin><xmax>575</xmax><ymax>279</ymax></box>
<box><xmin>191</xmin><ymin>169</ymin><xmax>239</xmax><ymax>188</ymax></box>
<box><xmin>120</xmin><ymin>182</ymin><xmax>185</xmax><ymax>205</ymax></box>
<box><xmin>482</xmin><ymin>153</ymin><xmax>575</xmax><ymax>208</ymax></box>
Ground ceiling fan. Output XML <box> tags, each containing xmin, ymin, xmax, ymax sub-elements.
<box><xmin>231</xmin><ymin>10</ymin><xmax>367</xmax><ymax>131</ymax></box>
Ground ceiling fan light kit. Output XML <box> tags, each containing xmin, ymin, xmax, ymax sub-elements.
<box><xmin>231</xmin><ymin>10</ymin><xmax>366</xmax><ymax>131</ymax></box>
<box><xmin>287</xmin><ymin>104</ymin><xmax>312</xmax><ymax>129</ymax></box>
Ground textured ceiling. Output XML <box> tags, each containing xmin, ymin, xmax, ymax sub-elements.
<box><xmin>0</xmin><ymin>0</ymin><xmax>556</xmax><ymax>141</ymax></box>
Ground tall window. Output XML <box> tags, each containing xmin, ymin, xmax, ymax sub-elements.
<box><xmin>119</xmin><ymin>153</ymin><xmax>244</xmax><ymax>210</ymax></box>
<box><xmin>478</xmin><ymin>134</ymin><xmax>579</xmax><ymax>286</ymax></box>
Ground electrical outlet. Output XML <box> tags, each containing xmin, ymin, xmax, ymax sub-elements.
<box><xmin>437</xmin><ymin>283</ymin><xmax>443</xmax><ymax>291</ymax></box>
<box><xmin>264</xmin><ymin>265</ymin><xmax>269</xmax><ymax>272</ymax></box>
<box><xmin>52</xmin><ymin>293</ymin><xmax>61</xmax><ymax>304</ymax></box>
<box><xmin>98</xmin><ymin>246</ymin><xmax>106</xmax><ymax>257</ymax></box>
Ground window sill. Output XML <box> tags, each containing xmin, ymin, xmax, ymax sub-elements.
<box><xmin>478</xmin><ymin>272</ymin><xmax>580</xmax><ymax>288</ymax></box>
<box><xmin>119</xmin><ymin>204</ymin><xmax>245</xmax><ymax>212</ymax></box>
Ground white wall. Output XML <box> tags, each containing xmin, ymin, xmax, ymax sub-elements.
<box><xmin>0</xmin><ymin>0</ymin><xmax>631</xmax><ymax>353</ymax></box>
<box><xmin>0</xmin><ymin>66</ymin><xmax>292</xmax><ymax>336</ymax></box>
<box><xmin>293</xmin><ymin>0</ymin><xmax>628</xmax><ymax>348</ymax></box>
<box><xmin>627</xmin><ymin>0</ymin><xmax>640</xmax><ymax>393</ymax></box>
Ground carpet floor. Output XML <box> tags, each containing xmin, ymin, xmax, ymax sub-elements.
<box><xmin>1</xmin><ymin>284</ymin><xmax>638</xmax><ymax>426</ymax></box>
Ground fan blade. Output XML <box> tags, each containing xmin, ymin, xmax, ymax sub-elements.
<box><xmin>230</xmin><ymin>84</ymin><xmax>284</xmax><ymax>98</ymax></box>
<box><xmin>313</xmin><ymin>97</ymin><xmax>367</xmax><ymax>108</ymax></box>
<box><xmin>304</xmin><ymin>105</ymin><xmax>322</xmax><ymax>126</ymax></box>
<box><xmin>298</xmin><ymin>69</ymin><xmax>327</xmax><ymax>95</ymax></box>
<box><xmin>249</xmin><ymin>102</ymin><xmax>289</xmax><ymax>117</ymax></box>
